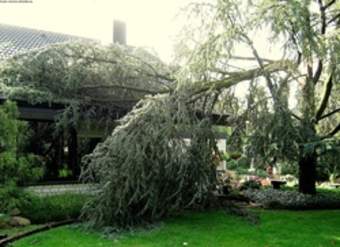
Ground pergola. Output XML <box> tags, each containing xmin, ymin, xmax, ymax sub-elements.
<box><xmin>0</xmin><ymin>22</ymin><xmax>230</xmax><ymax>182</ymax></box>
<box><xmin>0</xmin><ymin>22</ymin><xmax>137</xmax><ymax>180</ymax></box>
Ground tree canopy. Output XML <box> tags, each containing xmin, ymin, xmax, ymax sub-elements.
<box><xmin>176</xmin><ymin>0</ymin><xmax>339</xmax><ymax>194</ymax></box>
<box><xmin>0</xmin><ymin>41</ymin><xmax>173</xmax><ymax>127</ymax></box>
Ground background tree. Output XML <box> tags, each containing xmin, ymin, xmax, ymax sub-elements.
<box><xmin>176</xmin><ymin>0</ymin><xmax>339</xmax><ymax>194</ymax></box>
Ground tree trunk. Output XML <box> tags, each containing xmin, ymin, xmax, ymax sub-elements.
<box><xmin>296</xmin><ymin>74</ymin><xmax>317</xmax><ymax>194</ymax></box>
<box><xmin>298</xmin><ymin>151</ymin><xmax>317</xmax><ymax>194</ymax></box>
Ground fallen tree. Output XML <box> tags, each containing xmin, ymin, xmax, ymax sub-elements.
<box><xmin>80</xmin><ymin>58</ymin><xmax>293</xmax><ymax>228</ymax></box>
<box><xmin>81</xmin><ymin>92</ymin><xmax>217</xmax><ymax>228</ymax></box>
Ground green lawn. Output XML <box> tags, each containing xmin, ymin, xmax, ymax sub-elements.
<box><xmin>13</xmin><ymin>210</ymin><xmax>340</xmax><ymax>247</ymax></box>
<box><xmin>0</xmin><ymin>224</ymin><xmax>41</xmax><ymax>238</ymax></box>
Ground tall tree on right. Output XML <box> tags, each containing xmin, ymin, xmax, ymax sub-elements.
<box><xmin>177</xmin><ymin>0</ymin><xmax>340</xmax><ymax>194</ymax></box>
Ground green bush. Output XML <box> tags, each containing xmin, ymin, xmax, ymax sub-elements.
<box><xmin>229</xmin><ymin>151</ymin><xmax>242</xmax><ymax>160</ymax></box>
<box><xmin>0</xmin><ymin>101</ymin><xmax>43</xmax><ymax>186</ymax></box>
<box><xmin>279</xmin><ymin>161</ymin><xmax>298</xmax><ymax>176</ymax></box>
<box><xmin>226</xmin><ymin>159</ymin><xmax>239</xmax><ymax>170</ymax></box>
<box><xmin>0</xmin><ymin>152</ymin><xmax>42</xmax><ymax>186</ymax></box>
<box><xmin>237</xmin><ymin>157</ymin><xmax>250</xmax><ymax>169</ymax></box>
<box><xmin>20</xmin><ymin>193</ymin><xmax>89</xmax><ymax>223</ymax></box>
<box><xmin>225</xmin><ymin>156</ymin><xmax>256</xmax><ymax>176</ymax></box>
<box><xmin>0</xmin><ymin>101</ymin><xmax>43</xmax><ymax>213</ymax></box>
<box><xmin>254</xmin><ymin>169</ymin><xmax>268</xmax><ymax>178</ymax></box>
<box><xmin>240</xmin><ymin>180</ymin><xmax>261</xmax><ymax>191</ymax></box>
<box><xmin>0</xmin><ymin>184</ymin><xmax>31</xmax><ymax>214</ymax></box>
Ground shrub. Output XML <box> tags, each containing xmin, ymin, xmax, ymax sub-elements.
<box><xmin>0</xmin><ymin>152</ymin><xmax>43</xmax><ymax>186</ymax></box>
<box><xmin>225</xmin><ymin>157</ymin><xmax>249</xmax><ymax>171</ymax></box>
<box><xmin>226</xmin><ymin>159</ymin><xmax>239</xmax><ymax>170</ymax></box>
<box><xmin>229</xmin><ymin>152</ymin><xmax>242</xmax><ymax>160</ymax></box>
<box><xmin>243</xmin><ymin>188</ymin><xmax>340</xmax><ymax>210</ymax></box>
<box><xmin>0</xmin><ymin>101</ymin><xmax>43</xmax><ymax>214</ymax></box>
<box><xmin>0</xmin><ymin>101</ymin><xmax>43</xmax><ymax>186</ymax></box>
<box><xmin>254</xmin><ymin>169</ymin><xmax>268</xmax><ymax>178</ymax></box>
<box><xmin>20</xmin><ymin>193</ymin><xmax>89</xmax><ymax>223</ymax></box>
<box><xmin>237</xmin><ymin>157</ymin><xmax>250</xmax><ymax>168</ymax></box>
<box><xmin>240</xmin><ymin>179</ymin><xmax>261</xmax><ymax>191</ymax></box>
<box><xmin>279</xmin><ymin>161</ymin><xmax>298</xmax><ymax>176</ymax></box>
<box><xmin>0</xmin><ymin>184</ymin><xmax>31</xmax><ymax>214</ymax></box>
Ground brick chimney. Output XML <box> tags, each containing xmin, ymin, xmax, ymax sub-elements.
<box><xmin>113</xmin><ymin>20</ymin><xmax>126</xmax><ymax>45</ymax></box>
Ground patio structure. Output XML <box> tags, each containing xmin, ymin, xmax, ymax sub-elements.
<box><xmin>0</xmin><ymin>22</ymin><xmax>134</xmax><ymax>180</ymax></box>
<box><xmin>0</xmin><ymin>22</ymin><xmax>230</xmax><ymax>182</ymax></box>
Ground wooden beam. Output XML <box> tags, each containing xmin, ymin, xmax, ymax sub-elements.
<box><xmin>18</xmin><ymin>106</ymin><xmax>60</xmax><ymax>122</ymax></box>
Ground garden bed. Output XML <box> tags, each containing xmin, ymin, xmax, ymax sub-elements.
<box><xmin>243</xmin><ymin>188</ymin><xmax>340</xmax><ymax>210</ymax></box>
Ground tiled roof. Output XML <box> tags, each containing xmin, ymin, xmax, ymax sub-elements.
<box><xmin>0</xmin><ymin>23</ymin><xmax>89</xmax><ymax>60</ymax></box>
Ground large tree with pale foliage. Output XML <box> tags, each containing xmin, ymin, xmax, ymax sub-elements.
<box><xmin>175</xmin><ymin>0</ymin><xmax>339</xmax><ymax>194</ymax></box>
<box><xmin>82</xmin><ymin>0</ymin><xmax>338</xmax><ymax>228</ymax></box>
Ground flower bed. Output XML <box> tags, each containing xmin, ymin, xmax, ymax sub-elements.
<box><xmin>243</xmin><ymin>188</ymin><xmax>340</xmax><ymax>209</ymax></box>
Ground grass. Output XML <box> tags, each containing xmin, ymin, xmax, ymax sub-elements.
<box><xmin>20</xmin><ymin>193</ymin><xmax>89</xmax><ymax>223</ymax></box>
<box><xmin>12</xmin><ymin>210</ymin><xmax>340</xmax><ymax>247</ymax></box>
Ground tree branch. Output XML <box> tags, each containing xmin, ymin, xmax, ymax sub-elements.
<box><xmin>315</xmin><ymin>72</ymin><xmax>333</xmax><ymax>121</ymax></box>
<box><xmin>322</xmin><ymin>122</ymin><xmax>340</xmax><ymax>139</ymax></box>
<box><xmin>313</xmin><ymin>0</ymin><xmax>328</xmax><ymax>85</ymax></box>
<box><xmin>324</xmin><ymin>0</ymin><xmax>336</xmax><ymax>9</ymax></box>
<box><xmin>287</xmin><ymin>19</ymin><xmax>302</xmax><ymax>65</ymax></box>
<box><xmin>61</xmin><ymin>51</ymin><xmax>175</xmax><ymax>85</ymax></box>
<box><xmin>291</xmin><ymin>112</ymin><xmax>302</xmax><ymax>121</ymax></box>
<box><xmin>79</xmin><ymin>84</ymin><xmax>164</xmax><ymax>95</ymax></box>
<box><xmin>240</xmin><ymin>34</ymin><xmax>278</xmax><ymax>102</ymax></box>
<box><xmin>318</xmin><ymin>0</ymin><xmax>327</xmax><ymax>35</ymax></box>
<box><xmin>320</xmin><ymin>108</ymin><xmax>340</xmax><ymax>120</ymax></box>
<box><xmin>191</xmin><ymin>60</ymin><xmax>292</xmax><ymax>97</ymax></box>
<box><xmin>328</xmin><ymin>12</ymin><xmax>340</xmax><ymax>25</ymax></box>
<box><xmin>230</xmin><ymin>56</ymin><xmax>274</xmax><ymax>63</ymax></box>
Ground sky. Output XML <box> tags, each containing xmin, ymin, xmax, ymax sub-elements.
<box><xmin>0</xmin><ymin>0</ymin><xmax>191</xmax><ymax>62</ymax></box>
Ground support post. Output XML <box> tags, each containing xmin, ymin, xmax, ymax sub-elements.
<box><xmin>68</xmin><ymin>127</ymin><xmax>79</xmax><ymax>178</ymax></box>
